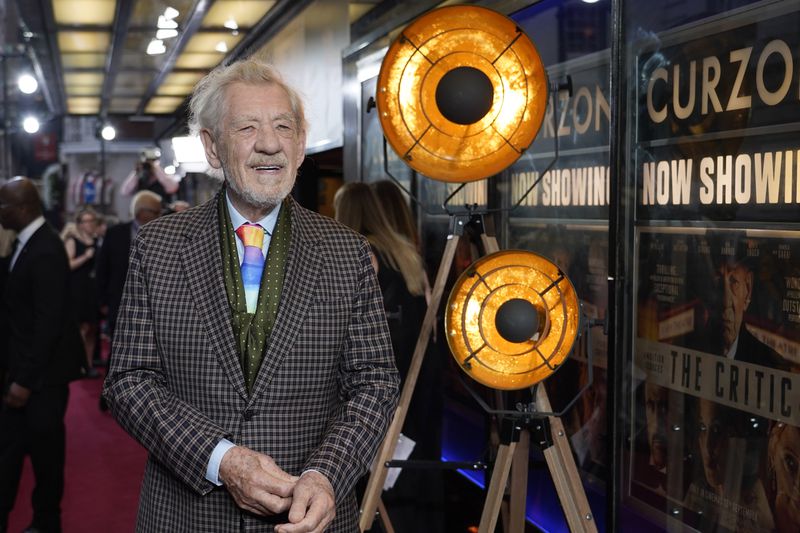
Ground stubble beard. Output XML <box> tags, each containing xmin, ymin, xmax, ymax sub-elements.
<box><xmin>224</xmin><ymin>167</ymin><xmax>295</xmax><ymax>212</ymax></box>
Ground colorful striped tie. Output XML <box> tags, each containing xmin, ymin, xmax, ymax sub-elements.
<box><xmin>235</xmin><ymin>223</ymin><xmax>265</xmax><ymax>314</ymax></box>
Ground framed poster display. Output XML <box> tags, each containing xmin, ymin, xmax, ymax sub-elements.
<box><xmin>627</xmin><ymin>2</ymin><xmax>800</xmax><ymax>531</ymax></box>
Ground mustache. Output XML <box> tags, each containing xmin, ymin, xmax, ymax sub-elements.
<box><xmin>248</xmin><ymin>157</ymin><xmax>288</xmax><ymax>167</ymax></box>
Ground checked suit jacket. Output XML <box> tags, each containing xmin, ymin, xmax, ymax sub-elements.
<box><xmin>104</xmin><ymin>193</ymin><xmax>399</xmax><ymax>532</ymax></box>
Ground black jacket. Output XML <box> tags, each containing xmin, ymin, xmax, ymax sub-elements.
<box><xmin>0</xmin><ymin>222</ymin><xmax>85</xmax><ymax>389</ymax></box>
<box><xmin>95</xmin><ymin>221</ymin><xmax>133</xmax><ymax>331</ymax></box>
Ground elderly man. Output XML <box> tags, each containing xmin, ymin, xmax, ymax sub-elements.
<box><xmin>103</xmin><ymin>59</ymin><xmax>399</xmax><ymax>532</ymax></box>
<box><xmin>95</xmin><ymin>190</ymin><xmax>162</xmax><ymax>339</ymax></box>
<box><xmin>0</xmin><ymin>177</ymin><xmax>84</xmax><ymax>533</ymax></box>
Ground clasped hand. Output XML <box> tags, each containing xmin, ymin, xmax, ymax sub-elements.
<box><xmin>219</xmin><ymin>446</ymin><xmax>335</xmax><ymax>533</ymax></box>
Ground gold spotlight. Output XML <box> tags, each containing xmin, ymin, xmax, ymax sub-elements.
<box><xmin>445</xmin><ymin>250</ymin><xmax>580</xmax><ymax>390</ymax></box>
<box><xmin>376</xmin><ymin>5</ymin><xmax>548</xmax><ymax>183</ymax></box>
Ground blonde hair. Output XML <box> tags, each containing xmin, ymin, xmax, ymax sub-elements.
<box><xmin>370</xmin><ymin>180</ymin><xmax>419</xmax><ymax>248</ymax></box>
<box><xmin>334</xmin><ymin>182</ymin><xmax>425</xmax><ymax>296</ymax></box>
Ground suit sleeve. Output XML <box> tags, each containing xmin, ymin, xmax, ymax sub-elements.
<box><xmin>102</xmin><ymin>232</ymin><xmax>229</xmax><ymax>495</ymax></box>
<box><xmin>94</xmin><ymin>233</ymin><xmax>110</xmax><ymax>307</ymax></box>
<box><xmin>16</xmin><ymin>248</ymin><xmax>72</xmax><ymax>389</ymax></box>
<box><xmin>302</xmin><ymin>239</ymin><xmax>400</xmax><ymax>499</ymax></box>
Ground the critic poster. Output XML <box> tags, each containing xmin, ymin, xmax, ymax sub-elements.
<box><xmin>632</xmin><ymin>229</ymin><xmax>800</xmax><ymax>533</ymax></box>
<box><xmin>630</xmin><ymin>3</ymin><xmax>800</xmax><ymax>531</ymax></box>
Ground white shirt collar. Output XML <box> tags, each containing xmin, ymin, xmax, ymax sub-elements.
<box><xmin>225</xmin><ymin>191</ymin><xmax>280</xmax><ymax>236</ymax></box>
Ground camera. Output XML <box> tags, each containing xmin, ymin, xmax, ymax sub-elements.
<box><xmin>140</xmin><ymin>147</ymin><xmax>161</xmax><ymax>163</ymax></box>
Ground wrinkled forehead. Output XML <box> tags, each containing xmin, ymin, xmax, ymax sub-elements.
<box><xmin>222</xmin><ymin>81</ymin><xmax>297</xmax><ymax>121</ymax></box>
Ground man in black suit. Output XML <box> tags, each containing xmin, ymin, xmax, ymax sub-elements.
<box><xmin>0</xmin><ymin>177</ymin><xmax>84</xmax><ymax>533</ymax></box>
<box><xmin>709</xmin><ymin>249</ymin><xmax>789</xmax><ymax>370</ymax></box>
<box><xmin>95</xmin><ymin>190</ymin><xmax>162</xmax><ymax>338</ymax></box>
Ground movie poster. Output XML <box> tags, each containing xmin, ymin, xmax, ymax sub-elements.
<box><xmin>628</xmin><ymin>2</ymin><xmax>800</xmax><ymax>530</ymax></box>
<box><xmin>632</xmin><ymin>229</ymin><xmax>800</xmax><ymax>532</ymax></box>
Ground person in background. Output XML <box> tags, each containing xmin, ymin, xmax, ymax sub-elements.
<box><xmin>89</xmin><ymin>214</ymin><xmax>107</xmax><ymax>369</ymax></box>
<box><xmin>370</xmin><ymin>180</ymin><xmax>419</xmax><ymax>248</ymax></box>
<box><xmin>0</xmin><ymin>177</ymin><xmax>85</xmax><ymax>533</ymax></box>
<box><xmin>95</xmin><ymin>191</ymin><xmax>162</xmax><ymax>412</ymax></box>
<box><xmin>120</xmin><ymin>148</ymin><xmax>180</xmax><ymax>204</ymax></box>
<box><xmin>63</xmin><ymin>207</ymin><xmax>101</xmax><ymax>378</ymax></box>
<box><xmin>103</xmin><ymin>59</ymin><xmax>398</xmax><ymax>532</ymax></box>
<box><xmin>95</xmin><ymin>190</ymin><xmax>162</xmax><ymax>342</ymax></box>
<box><xmin>334</xmin><ymin>181</ymin><xmax>443</xmax><ymax>533</ymax></box>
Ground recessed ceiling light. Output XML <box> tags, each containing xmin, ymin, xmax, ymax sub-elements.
<box><xmin>215</xmin><ymin>41</ymin><xmax>228</xmax><ymax>53</ymax></box>
<box><xmin>147</xmin><ymin>39</ymin><xmax>167</xmax><ymax>55</ymax></box>
<box><xmin>22</xmin><ymin>116</ymin><xmax>40</xmax><ymax>134</ymax></box>
<box><xmin>224</xmin><ymin>17</ymin><xmax>238</xmax><ymax>30</ymax></box>
<box><xmin>164</xmin><ymin>6</ymin><xmax>179</xmax><ymax>20</ymax></box>
<box><xmin>17</xmin><ymin>74</ymin><xmax>38</xmax><ymax>94</ymax></box>
<box><xmin>156</xmin><ymin>29</ymin><xmax>178</xmax><ymax>39</ymax></box>
<box><xmin>158</xmin><ymin>15</ymin><xmax>178</xmax><ymax>29</ymax></box>
<box><xmin>101</xmin><ymin>125</ymin><xmax>116</xmax><ymax>140</ymax></box>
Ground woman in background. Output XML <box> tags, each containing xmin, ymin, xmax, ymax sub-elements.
<box><xmin>63</xmin><ymin>207</ymin><xmax>100</xmax><ymax>377</ymax></box>
<box><xmin>370</xmin><ymin>180</ymin><xmax>419</xmax><ymax>248</ymax></box>
<box><xmin>334</xmin><ymin>182</ymin><xmax>443</xmax><ymax>532</ymax></box>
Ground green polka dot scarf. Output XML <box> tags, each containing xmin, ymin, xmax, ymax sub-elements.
<box><xmin>218</xmin><ymin>190</ymin><xmax>291</xmax><ymax>393</ymax></box>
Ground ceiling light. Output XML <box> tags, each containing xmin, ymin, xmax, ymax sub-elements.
<box><xmin>224</xmin><ymin>17</ymin><xmax>238</xmax><ymax>30</ymax></box>
<box><xmin>22</xmin><ymin>116</ymin><xmax>40</xmax><ymax>134</ymax></box>
<box><xmin>215</xmin><ymin>41</ymin><xmax>228</xmax><ymax>53</ymax></box>
<box><xmin>147</xmin><ymin>39</ymin><xmax>166</xmax><ymax>55</ymax></box>
<box><xmin>100</xmin><ymin>125</ymin><xmax>116</xmax><ymax>140</ymax></box>
<box><xmin>156</xmin><ymin>29</ymin><xmax>178</xmax><ymax>39</ymax></box>
<box><xmin>163</xmin><ymin>164</ymin><xmax>176</xmax><ymax>175</ymax></box>
<box><xmin>17</xmin><ymin>74</ymin><xmax>38</xmax><ymax>94</ymax></box>
<box><xmin>157</xmin><ymin>16</ymin><xmax>178</xmax><ymax>29</ymax></box>
<box><xmin>164</xmin><ymin>6</ymin><xmax>179</xmax><ymax>20</ymax></box>
<box><xmin>581</xmin><ymin>0</ymin><xmax>600</xmax><ymax>3</ymax></box>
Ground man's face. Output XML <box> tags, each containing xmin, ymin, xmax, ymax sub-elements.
<box><xmin>718</xmin><ymin>261</ymin><xmax>752</xmax><ymax>352</ymax></box>
<box><xmin>645</xmin><ymin>382</ymin><xmax>669</xmax><ymax>470</ymax></box>
<box><xmin>201</xmin><ymin>82</ymin><xmax>306</xmax><ymax>211</ymax></box>
<box><xmin>698</xmin><ymin>399</ymin><xmax>730</xmax><ymax>491</ymax></box>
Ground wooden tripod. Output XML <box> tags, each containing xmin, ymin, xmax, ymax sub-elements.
<box><xmin>359</xmin><ymin>213</ymin><xmax>596</xmax><ymax>533</ymax></box>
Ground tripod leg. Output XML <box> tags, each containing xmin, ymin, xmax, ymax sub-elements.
<box><xmin>360</xmin><ymin>235</ymin><xmax>461</xmax><ymax>532</ymax></box>
<box><xmin>509</xmin><ymin>429</ymin><xmax>530</xmax><ymax>532</ymax></box>
<box><xmin>536</xmin><ymin>387</ymin><xmax>597</xmax><ymax>532</ymax></box>
<box><xmin>377</xmin><ymin>499</ymin><xmax>395</xmax><ymax>533</ymax></box>
<box><xmin>478</xmin><ymin>442</ymin><xmax>517</xmax><ymax>533</ymax></box>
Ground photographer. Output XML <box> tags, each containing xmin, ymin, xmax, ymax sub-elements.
<box><xmin>120</xmin><ymin>147</ymin><xmax>180</xmax><ymax>202</ymax></box>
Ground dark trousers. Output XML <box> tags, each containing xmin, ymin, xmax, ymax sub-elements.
<box><xmin>0</xmin><ymin>384</ymin><xmax>69</xmax><ymax>533</ymax></box>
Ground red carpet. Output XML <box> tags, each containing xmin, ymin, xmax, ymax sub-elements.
<box><xmin>7</xmin><ymin>373</ymin><xmax>147</xmax><ymax>532</ymax></box>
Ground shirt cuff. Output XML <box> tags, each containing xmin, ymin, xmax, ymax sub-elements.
<box><xmin>206</xmin><ymin>438</ymin><xmax>237</xmax><ymax>486</ymax></box>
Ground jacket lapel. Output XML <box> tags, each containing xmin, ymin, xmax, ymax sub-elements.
<box><xmin>180</xmin><ymin>196</ymin><xmax>248</xmax><ymax>400</ymax></box>
<box><xmin>250</xmin><ymin>198</ymin><xmax>323</xmax><ymax>398</ymax></box>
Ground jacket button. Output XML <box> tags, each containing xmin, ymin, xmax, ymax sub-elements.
<box><xmin>243</xmin><ymin>409</ymin><xmax>255</xmax><ymax>421</ymax></box>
